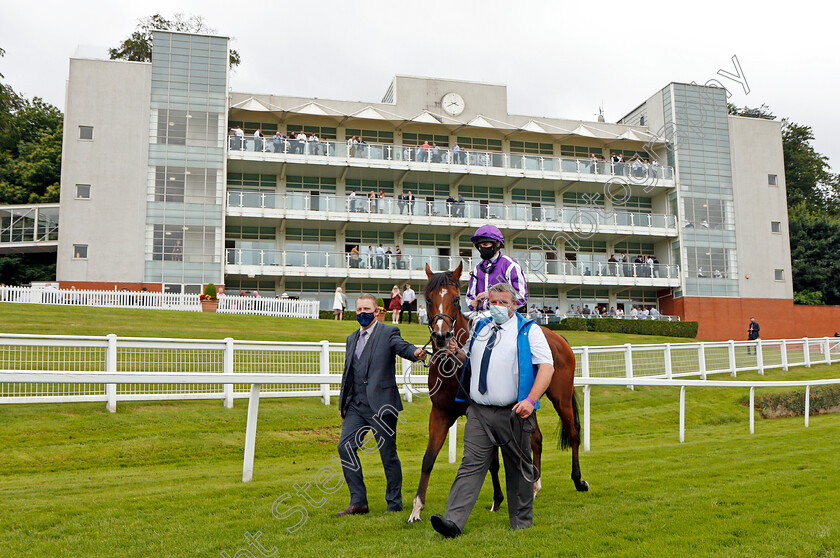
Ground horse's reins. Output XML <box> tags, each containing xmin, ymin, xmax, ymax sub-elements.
<box><xmin>424</xmin><ymin>285</ymin><xmax>540</xmax><ymax>483</ymax></box>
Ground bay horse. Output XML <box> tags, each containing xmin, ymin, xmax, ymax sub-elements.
<box><xmin>407</xmin><ymin>262</ymin><xmax>588</xmax><ymax>523</ymax></box>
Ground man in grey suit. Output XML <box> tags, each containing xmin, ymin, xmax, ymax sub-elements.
<box><xmin>335</xmin><ymin>293</ymin><xmax>426</xmax><ymax>516</ymax></box>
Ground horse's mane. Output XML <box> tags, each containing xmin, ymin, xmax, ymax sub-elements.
<box><xmin>423</xmin><ymin>270</ymin><xmax>460</xmax><ymax>297</ymax></box>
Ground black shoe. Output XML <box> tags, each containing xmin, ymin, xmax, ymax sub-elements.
<box><xmin>335</xmin><ymin>504</ymin><xmax>369</xmax><ymax>517</ymax></box>
<box><xmin>431</xmin><ymin>514</ymin><xmax>461</xmax><ymax>538</ymax></box>
<box><xmin>386</xmin><ymin>506</ymin><xmax>403</xmax><ymax>512</ymax></box>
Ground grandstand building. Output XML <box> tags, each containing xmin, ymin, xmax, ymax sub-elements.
<box><xmin>56</xmin><ymin>30</ymin><xmax>803</xmax><ymax>339</ymax></box>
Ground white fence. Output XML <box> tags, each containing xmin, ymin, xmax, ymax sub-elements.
<box><xmin>1</xmin><ymin>333</ymin><xmax>838</xmax><ymax>482</ymax></box>
<box><xmin>0</xmin><ymin>286</ymin><xmax>319</xmax><ymax>319</ymax></box>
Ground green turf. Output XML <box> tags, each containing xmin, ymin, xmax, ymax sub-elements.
<box><xmin>0</xmin><ymin>303</ymin><xmax>695</xmax><ymax>347</ymax></box>
<box><xmin>1</xmin><ymin>364</ymin><xmax>839</xmax><ymax>557</ymax></box>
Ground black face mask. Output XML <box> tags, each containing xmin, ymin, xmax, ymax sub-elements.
<box><xmin>478</xmin><ymin>245</ymin><xmax>498</xmax><ymax>261</ymax></box>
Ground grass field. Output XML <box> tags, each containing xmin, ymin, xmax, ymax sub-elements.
<box><xmin>0</xmin><ymin>303</ymin><xmax>699</xmax><ymax>347</ymax></box>
<box><xmin>1</xmin><ymin>304</ymin><xmax>839</xmax><ymax>557</ymax></box>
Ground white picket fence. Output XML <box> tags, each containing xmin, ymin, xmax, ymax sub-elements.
<box><xmin>1</xmin><ymin>333</ymin><xmax>838</xmax><ymax>482</ymax></box>
<box><xmin>0</xmin><ymin>286</ymin><xmax>319</xmax><ymax>319</ymax></box>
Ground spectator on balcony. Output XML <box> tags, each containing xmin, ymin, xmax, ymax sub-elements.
<box><xmin>366</xmin><ymin>245</ymin><xmax>374</xmax><ymax>268</ymax></box>
<box><xmin>701</xmin><ymin>219</ymin><xmax>710</xmax><ymax>229</ymax></box>
<box><xmin>406</xmin><ymin>191</ymin><xmax>415</xmax><ymax>215</ymax></box>
<box><xmin>608</xmin><ymin>307</ymin><xmax>616</xmax><ymax>317</ymax></box>
<box><xmin>398</xmin><ymin>191</ymin><xmax>407</xmax><ymax>214</ymax></box>
<box><xmin>379</xmin><ymin>190</ymin><xmax>386</xmax><ymax>213</ymax></box>
<box><xmin>230</xmin><ymin>125</ymin><xmax>244</xmax><ymax>150</ymax></box>
<box><xmin>456</xmin><ymin>194</ymin><xmax>466</xmax><ymax>217</ymax></box>
<box><xmin>333</xmin><ymin>287</ymin><xmax>348</xmax><ymax>320</ymax></box>
<box><xmin>633</xmin><ymin>255</ymin><xmax>644</xmax><ymax>277</ymax></box>
<box><xmin>253</xmin><ymin>129</ymin><xmax>264</xmax><ymax>152</ymax></box>
<box><xmin>589</xmin><ymin>154</ymin><xmax>599</xmax><ymax>173</ymax></box>
<box><xmin>172</xmin><ymin>240</ymin><xmax>182</xmax><ymax>262</ymax></box>
<box><xmin>452</xmin><ymin>142</ymin><xmax>464</xmax><ymax>164</ymax></box>
<box><xmin>629</xmin><ymin>306</ymin><xmax>638</xmax><ymax>318</ymax></box>
<box><xmin>309</xmin><ymin>132</ymin><xmax>320</xmax><ymax>155</ymax></box>
<box><xmin>348</xmin><ymin>136</ymin><xmax>357</xmax><ymax>157</ymax></box>
<box><xmin>697</xmin><ymin>267</ymin><xmax>705</xmax><ymax>278</ymax></box>
<box><xmin>385</xmin><ymin>247</ymin><xmax>393</xmax><ymax>269</ymax></box>
<box><xmin>620</xmin><ymin>253</ymin><xmax>629</xmax><ymax>277</ymax></box>
<box><xmin>367</xmin><ymin>191</ymin><xmax>376</xmax><ymax>213</ymax></box>
<box><xmin>653</xmin><ymin>256</ymin><xmax>660</xmax><ymax>277</ymax></box>
<box><xmin>349</xmin><ymin>245</ymin><xmax>361</xmax><ymax>268</ymax></box>
<box><xmin>446</xmin><ymin>195</ymin><xmax>456</xmax><ymax>217</ymax></box>
<box><xmin>421</xmin><ymin>140</ymin><xmax>431</xmax><ymax>162</ymax></box>
<box><xmin>295</xmin><ymin>130</ymin><xmax>307</xmax><ymax>154</ymax></box>
<box><xmin>582</xmin><ymin>305</ymin><xmax>591</xmax><ymax>316</ymax></box>
<box><xmin>272</xmin><ymin>132</ymin><xmax>286</xmax><ymax>153</ymax></box>
<box><xmin>374</xmin><ymin>244</ymin><xmax>385</xmax><ymax>269</ymax></box>
<box><xmin>395</xmin><ymin>245</ymin><xmax>403</xmax><ymax>269</ymax></box>
<box><xmin>651</xmin><ymin>158</ymin><xmax>661</xmax><ymax>177</ymax></box>
<box><xmin>357</xmin><ymin>137</ymin><xmax>367</xmax><ymax>158</ymax></box>
<box><xmin>646</xmin><ymin>255</ymin><xmax>655</xmax><ymax>277</ymax></box>
<box><xmin>389</xmin><ymin>285</ymin><xmax>402</xmax><ymax>324</ymax></box>
<box><xmin>616</xmin><ymin>306</ymin><xmax>624</xmax><ymax>318</ymax></box>
<box><xmin>348</xmin><ymin>190</ymin><xmax>357</xmax><ymax>213</ymax></box>
<box><xmin>631</xmin><ymin>157</ymin><xmax>643</xmax><ymax>177</ymax></box>
<box><xmin>650</xmin><ymin>307</ymin><xmax>660</xmax><ymax>318</ymax></box>
<box><xmin>641</xmin><ymin>306</ymin><xmax>650</xmax><ymax>319</ymax></box>
<box><xmin>431</xmin><ymin>142</ymin><xmax>441</xmax><ymax>163</ymax></box>
<box><xmin>608</xmin><ymin>254</ymin><xmax>618</xmax><ymax>276</ymax></box>
<box><xmin>714</xmin><ymin>269</ymin><xmax>723</xmax><ymax>278</ymax></box>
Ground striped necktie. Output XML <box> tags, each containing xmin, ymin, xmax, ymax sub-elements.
<box><xmin>478</xmin><ymin>325</ymin><xmax>498</xmax><ymax>394</ymax></box>
<box><xmin>355</xmin><ymin>329</ymin><xmax>368</xmax><ymax>360</ymax></box>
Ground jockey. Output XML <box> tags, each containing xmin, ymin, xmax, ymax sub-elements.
<box><xmin>466</xmin><ymin>224</ymin><xmax>528</xmax><ymax>312</ymax></box>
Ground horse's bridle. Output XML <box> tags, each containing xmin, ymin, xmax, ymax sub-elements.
<box><xmin>421</xmin><ymin>282</ymin><xmax>461</xmax><ymax>364</ymax></box>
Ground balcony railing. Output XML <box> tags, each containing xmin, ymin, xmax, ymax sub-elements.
<box><xmin>224</xmin><ymin>250</ymin><xmax>680</xmax><ymax>281</ymax></box>
<box><xmin>226</xmin><ymin>191</ymin><xmax>678</xmax><ymax>230</ymax></box>
<box><xmin>228</xmin><ymin>136</ymin><xmax>675</xmax><ymax>181</ymax></box>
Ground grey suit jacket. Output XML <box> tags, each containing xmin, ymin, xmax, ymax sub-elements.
<box><xmin>339</xmin><ymin>323</ymin><xmax>420</xmax><ymax>415</ymax></box>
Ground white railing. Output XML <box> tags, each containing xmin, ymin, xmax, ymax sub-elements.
<box><xmin>229</xmin><ymin>136</ymin><xmax>675</xmax><ymax>183</ymax></box>
<box><xmin>2</xmin><ymin>333</ymin><xmax>838</xmax><ymax>482</ymax></box>
<box><xmin>226</xmin><ymin>190</ymin><xmax>679</xmax><ymax>232</ymax></box>
<box><xmin>0</xmin><ymin>286</ymin><xmax>320</xmax><ymax>319</ymax></box>
<box><xmin>225</xmin><ymin>250</ymin><xmax>681</xmax><ymax>282</ymax></box>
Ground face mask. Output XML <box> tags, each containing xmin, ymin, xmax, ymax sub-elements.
<box><xmin>478</xmin><ymin>245</ymin><xmax>498</xmax><ymax>261</ymax></box>
<box><xmin>356</xmin><ymin>312</ymin><xmax>376</xmax><ymax>327</ymax></box>
<box><xmin>489</xmin><ymin>304</ymin><xmax>511</xmax><ymax>324</ymax></box>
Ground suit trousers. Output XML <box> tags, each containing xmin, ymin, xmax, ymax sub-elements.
<box><xmin>337</xmin><ymin>402</ymin><xmax>402</xmax><ymax>510</ymax></box>
<box><xmin>443</xmin><ymin>404</ymin><xmax>535</xmax><ymax>531</ymax></box>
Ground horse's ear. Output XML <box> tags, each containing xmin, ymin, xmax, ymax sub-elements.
<box><xmin>453</xmin><ymin>261</ymin><xmax>463</xmax><ymax>281</ymax></box>
<box><xmin>425</xmin><ymin>263</ymin><xmax>433</xmax><ymax>279</ymax></box>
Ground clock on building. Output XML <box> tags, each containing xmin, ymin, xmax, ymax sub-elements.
<box><xmin>441</xmin><ymin>92</ymin><xmax>465</xmax><ymax>116</ymax></box>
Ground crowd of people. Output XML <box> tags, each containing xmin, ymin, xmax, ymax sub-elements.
<box><xmin>605</xmin><ymin>253</ymin><xmax>661</xmax><ymax>277</ymax></box>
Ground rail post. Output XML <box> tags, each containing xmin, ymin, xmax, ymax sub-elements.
<box><xmin>805</xmin><ymin>385</ymin><xmax>810</xmax><ymax>428</ymax></box>
<box><xmin>402</xmin><ymin>359</ymin><xmax>413</xmax><ymax>403</ymax></box>
<box><xmin>448</xmin><ymin>421</ymin><xmax>457</xmax><ymax>463</ymax></box>
<box><xmin>320</xmin><ymin>340</ymin><xmax>330</xmax><ymax>406</ymax></box>
<box><xmin>804</xmin><ymin>338</ymin><xmax>811</xmax><ymax>368</ymax></box>
<box><xmin>781</xmin><ymin>339</ymin><xmax>788</xmax><ymax>371</ymax></box>
<box><xmin>243</xmin><ymin>383</ymin><xmax>262</xmax><ymax>482</ymax></box>
<box><xmin>679</xmin><ymin>386</ymin><xmax>685</xmax><ymax>443</ymax></box>
<box><xmin>824</xmin><ymin>337</ymin><xmax>832</xmax><ymax>366</ymax></box>
<box><xmin>105</xmin><ymin>334</ymin><xmax>117</xmax><ymax>413</ymax></box>
<box><xmin>728</xmin><ymin>340</ymin><xmax>736</xmax><ymax>377</ymax></box>
<box><xmin>698</xmin><ymin>342</ymin><xmax>707</xmax><ymax>380</ymax></box>
<box><xmin>664</xmin><ymin>343</ymin><xmax>673</xmax><ymax>380</ymax></box>
<box><xmin>756</xmin><ymin>339</ymin><xmax>764</xmax><ymax>376</ymax></box>
<box><xmin>624</xmin><ymin>343</ymin><xmax>634</xmax><ymax>390</ymax></box>
<box><xmin>583</xmin><ymin>385</ymin><xmax>591</xmax><ymax>452</ymax></box>
<box><xmin>223</xmin><ymin>337</ymin><xmax>234</xmax><ymax>409</ymax></box>
<box><xmin>749</xmin><ymin>386</ymin><xmax>755</xmax><ymax>434</ymax></box>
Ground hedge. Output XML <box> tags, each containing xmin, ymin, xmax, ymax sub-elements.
<box><xmin>545</xmin><ymin>318</ymin><xmax>698</xmax><ymax>338</ymax></box>
<box><xmin>752</xmin><ymin>386</ymin><xmax>840</xmax><ymax>418</ymax></box>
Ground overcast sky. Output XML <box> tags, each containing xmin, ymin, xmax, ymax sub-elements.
<box><xmin>1</xmin><ymin>0</ymin><xmax>837</xmax><ymax>171</ymax></box>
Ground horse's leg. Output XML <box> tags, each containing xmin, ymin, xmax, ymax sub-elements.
<box><xmin>531</xmin><ymin>414</ymin><xmax>543</xmax><ymax>497</ymax></box>
<box><xmin>408</xmin><ymin>407</ymin><xmax>455</xmax><ymax>523</ymax></box>
<box><xmin>546</xmin><ymin>381</ymin><xmax>589</xmax><ymax>492</ymax></box>
<box><xmin>488</xmin><ymin>448</ymin><xmax>504</xmax><ymax>512</ymax></box>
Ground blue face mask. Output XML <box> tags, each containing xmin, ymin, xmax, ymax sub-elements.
<box><xmin>489</xmin><ymin>304</ymin><xmax>511</xmax><ymax>324</ymax></box>
<box><xmin>356</xmin><ymin>312</ymin><xmax>376</xmax><ymax>327</ymax></box>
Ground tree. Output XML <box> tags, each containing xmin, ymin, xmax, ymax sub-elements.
<box><xmin>109</xmin><ymin>13</ymin><xmax>241</xmax><ymax>67</ymax></box>
<box><xmin>727</xmin><ymin>103</ymin><xmax>775</xmax><ymax>120</ymax></box>
<box><xmin>782</xmin><ymin>120</ymin><xmax>839</xmax><ymax>212</ymax></box>
<box><xmin>788</xmin><ymin>203</ymin><xmax>840</xmax><ymax>305</ymax></box>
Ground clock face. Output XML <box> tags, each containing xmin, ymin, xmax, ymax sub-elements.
<box><xmin>442</xmin><ymin>92</ymin><xmax>465</xmax><ymax>116</ymax></box>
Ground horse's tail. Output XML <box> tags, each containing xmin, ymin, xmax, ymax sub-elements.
<box><xmin>559</xmin><ymin>389</ymin><xmax>581</xmax><ymax>450</ymax></box>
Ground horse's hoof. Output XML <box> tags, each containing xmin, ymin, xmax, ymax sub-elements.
<box><xmin>575</xmin><ymin>480</ymin><xmax>590</xmax><ymax>492</ymax></box>
<box><xmin>489</xmin><ymin>501</ymin><xmax>503</xmax><ymax>512</ymax></box>
<box><xmin>533</xmin><ymin>479</ymin><xmax>542</xmax><ymax>497</ymax></box>
<box><xmin>407</xmin><ymin>515</ymin><xmax>422</xmax><ymax>524</ymax></box>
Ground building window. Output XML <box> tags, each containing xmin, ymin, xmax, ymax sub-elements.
<box><xmin>403</xmin><ymin>132</ymin><xmax>449</xmax><ymax>147</ymax></box>
<box><xmin>286</xmin><ymin>123</ymin><xmax>337</xmax><ymax>140</ymax></box>
<box><xmin>78</xmin><ymin>126</ymin><xmax>93</xmax><ymax>140</ymax></box>
<box><xmin>75</xmin><ymin>184</ymin><xmax>91</xmax><ymax>199</ymax></box>
<box><xmin>768</xmin><ymin>174</ymin><xmax>778</xmax><ymax>186</ymax></box>
<box><xmin>560</xmin><ymin>145</ymin><xmax>602</xmax><ymax>158</ymax></box>
<box><xmin>510</xmin><ymin>141</ymin><xmax>553</xmax><ymax>155</ymax></box>
<box><xmin>456</xmin><ymin>136</ymin><xmax>502</xmax><ymax>152</ymax></box>
<box><xmin>73</xmin><ymin>244</ymin><xmax>88</xmax><ymax>259</ymax></box>
<box><xmin>771</xmin><ymin>221</ymin><xmax>781</xmax><ymax>233</ymax></box>
<box><xmin>775</xmin><ymin>269</ymin><xmax>784</xmax><ymax>281</ymax></box>
<box><xmin>346</xmin><ymin>128</ymin><xmax>394</xmax><ymax>144</ymax></box>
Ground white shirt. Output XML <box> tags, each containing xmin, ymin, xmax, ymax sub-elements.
<box><xmin>469</xmin><ymin>318</ymin><xmax>552</xmax><ymax>406</ymax></box>
<box><xmin>332</xmin><ymin>291</ymin><xmax>346</xmax><ymax>310</ymax></box>
<box><xmin>402</xmin><ymin>288</ymin><xmax>416</xmax><ymax>304</ymax></box>
<box><xmin>234</xmin><ymin>128</ymin><xmax>244</xmax><ymax>137</ymax></box>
